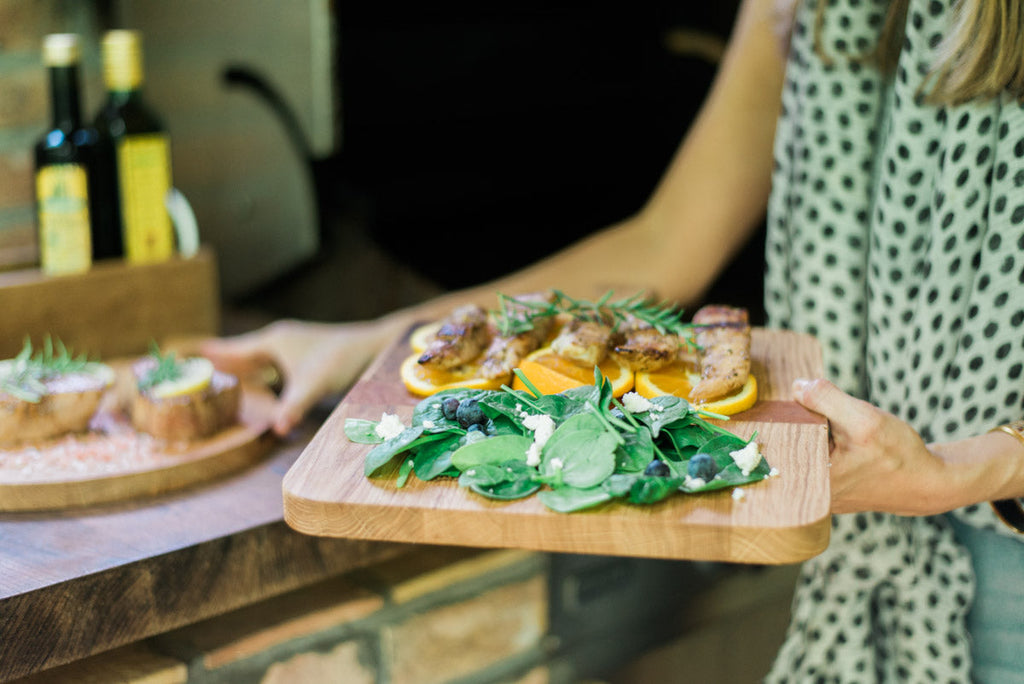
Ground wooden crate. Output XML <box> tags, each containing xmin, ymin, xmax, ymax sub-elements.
<box><xmin>0</xmin><ymin>248</ymin><xmax>219</xmax><ymax>360</ymax></box>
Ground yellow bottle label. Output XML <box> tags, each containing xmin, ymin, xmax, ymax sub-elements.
<box><xmin>36</xmin><ymin>163</ymin><xmax>92</xmax><ymax>275</ymax></box>
<box><xmin>117</xmin><ymin>133</ymin><xmax>174</xmax><ymax>263</ymax></box>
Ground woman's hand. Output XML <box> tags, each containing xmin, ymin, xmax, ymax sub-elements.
<box><xmin>792</xmin><ymin>377</ymin><xmax>951</xmax><ymax>516</ymax></box>
<box><xmin>200</xmin><ymin>318</ymin><xmax>397</xmax><ymax>437</ymax></box>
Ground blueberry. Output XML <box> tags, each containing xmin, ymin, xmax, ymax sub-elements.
<box><xmin>455</xmin><ymin>398</ymin><xmax>486</xmax><ymax>428</ymax></box>
<box><xmin>687</xmin><ymin>453</ymin><xmax>719</xmax><ymax>481</ymax></box>
<box><xmin>441</xmin><ymin>397</ymin><xmax>460</xmax><ymax>421</ymax></box>
<box><xmin>644</xmin><ymin>459</ymin><xmax>671</xmax><ymax>477</ymax></box>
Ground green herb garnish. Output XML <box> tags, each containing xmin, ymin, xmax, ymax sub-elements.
<box><xmin>493</xmin><ymin>289</ymin><xmax>692</xmax><ymax>338</ymax></box>
<box><xmin>0</xmin><ymin>337</ymin><xmax>93</xmax><ymax>403</ymax></box>
<box><xmin>137</xmin><ymin>343</ymin><xmax>183</xmax><ymax>391</ymax></box>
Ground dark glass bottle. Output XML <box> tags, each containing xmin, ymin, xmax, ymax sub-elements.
<box><xmin>34</xmin><ymin>33</ymin><xmax>94</xmax><ymax>275</ymax></box>
<box><xmin>93</xmin><ymin>29</ymin><xmax>174</xmax><ymax>264</ymax></box>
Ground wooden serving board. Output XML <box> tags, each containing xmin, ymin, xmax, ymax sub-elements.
<box><xmin>0</xmin><ymin>387</ymin><xmax>276</xmax><ymax>512</ymax></box>
<box><xmin>283</xmin><ymin>328</ymin><xmax>832</xmax><ymax>564</ymax></box>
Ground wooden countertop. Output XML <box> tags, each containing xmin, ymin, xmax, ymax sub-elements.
<box><xmin>0</xmin><ymin>411</ymin><xmax>406</xmax><ymax>683</ymax></box>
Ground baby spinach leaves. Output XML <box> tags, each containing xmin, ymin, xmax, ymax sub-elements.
<box><xmin>345</xmin><ymin>378</ymin><xmax>772</xmax><ymax>513</ymax></box>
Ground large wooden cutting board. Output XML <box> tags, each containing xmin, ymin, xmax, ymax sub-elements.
<box><xmin>0</xmin><ymin>387</ymin><xmax>276</xmax><ymax>512</ymax></box>
<box><xmin>283</xmin><ymin>328</ymin><xmax>831</xmax><ymax>564</ymax></box>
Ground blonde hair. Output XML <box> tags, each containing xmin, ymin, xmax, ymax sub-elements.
<box><xmin>783</xmin><ymin>0</ymin><xmax>1024</xmax><ymax>104</ymax></box>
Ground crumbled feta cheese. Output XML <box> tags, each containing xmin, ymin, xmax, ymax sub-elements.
<box><xmin>525</xmin><ymin>443</ymin><xmax>542</xmax><ymax>467</ymax></box>
<box><xmin>768</xmin><ymin>467</ymin><xmax>780</xmax><ymax>478</ymax></box>
<box><xmin>730</xmin><ymin>441</ymin><xmax>762</xmax><ymax>476</ymax></box>
<box><xmin>374</xmin><ymin>413</ymin><xmax>406</xmax><ymax>441</ymax></box>
<box><xmin>550</xmin><ymin>457</ymin><xmax>564</xmax><ymax>471</ymax></box>
<box><xmin>522</xmin><ymin>413</ymin><xmax>556</xmax><ymax>467</ymax></box>
<box><xmin>422</xmin><ymin>420</ymin><xmax>436</xmax><ymax>429</ymax></box>
<box><xmin>523</xmin><ymin>413</ymin><xmax>555</xmax><ymax>448</ymax></box>
<box><xmin>622</xmin><ymin>391</ymin><xmax>664</xmax><ymax>414</ymax></box>
<box><xmin>685</xmin><ymin>475</ymin><xmax>706</xmax><ymax>488</ymax></box>
<box><xmin>732</xmin><ymin>487</ymin><xmax>746</xmax><ymax>501</ymax></box>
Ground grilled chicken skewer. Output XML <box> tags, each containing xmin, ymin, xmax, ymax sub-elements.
<box><xmin>688</xmin><ymin>305</ymin><xmax>751</xmax><ymax>403</ymax></box>
<box><xmin>417</xmin><ymin>304</ymin><xmax>493</xmax><ymax>370</ymax></box>
<box><xmin>479</xmin><ymin>292</ymin><xmax>557</xmax><ymax>379</ymax></box>
<box><xmin>549</xmin><ymin>316</ymin><xmax>614</xmax><ymax>366</ymax></box>
<box><xmin>611</xmin><ymin>315</ymin><xmax>681</xmax><ymax>373</ymax></box>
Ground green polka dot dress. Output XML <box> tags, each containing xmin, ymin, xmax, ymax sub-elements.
<box><xmin>763</xmin><ymin>0</ymin><xmax>1024</xmax><ymax>680</ymax></box>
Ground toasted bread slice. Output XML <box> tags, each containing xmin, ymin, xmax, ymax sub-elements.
<box><xmin>0</xmin><ymin>361</ymin><xmax>115</xmax><ymax>447</ymax></box>
<box><xmin>130</xmin><ymin>357</ymin><xmax>240</xmax><ymax>442</ymax></box>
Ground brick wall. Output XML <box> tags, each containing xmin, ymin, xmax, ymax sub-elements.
<box><xmin>10</xmin><ymin>547</ymin><xmax>557</xmax><ymax>684</ymax></box>
<box><xmin>7</xmin><ymin>545</ymin><xmax>799</xmax><ymax>684</ymax></box>
<box><xmin>0</xmin><ymin>1</ymin><xmax>103</xmax><ymax>270</ymax></box>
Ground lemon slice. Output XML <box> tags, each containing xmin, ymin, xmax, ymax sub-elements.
<box><xmin>151</xmin><ymin>357</ymin><xmax>215</xmax><ymax>399</ymax></box>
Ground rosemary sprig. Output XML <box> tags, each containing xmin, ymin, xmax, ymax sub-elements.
<box><xmin>137</xmin><ymin>343</ymin><xmax>183</xmax><ymax>391</ymax></box>
<box><xmin>493</xmin><ymin>290</ymin><xmax>691</xmax><ymax>337</ymax></box>
<box><xmin>0</xmin><ymin>336</ymin><xmax>92</xmax><ymax>403</ymax></box>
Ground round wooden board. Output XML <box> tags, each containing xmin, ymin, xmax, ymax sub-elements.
<box><xmin>0</xmin><ymin>387</ymin><xmax>277</xmax><ymax>512</ymax></box>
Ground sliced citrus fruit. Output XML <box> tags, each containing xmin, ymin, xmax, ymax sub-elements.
<box><xmin>409</xmin><ymin>322</ymin><xmax>442</xmax><ymax>354</ymax></box>
<box><xmin>150</xmin><ymin>357</ymin><xmax>215</xmax><ymax>399</ymax></box>
<box><xmin>634</xmin><ymin>361</ymin><xmax>758</xmax><ymax>415</ymax></box>
<box><xmin>399</xmin><ymin>353</ymin><xmax>509</xmax><ymax>397</ymax></box>
<box><xmin>511</xmin><ymin>347</ymin><xmax>634</xmax><ymax>397</ymax></box>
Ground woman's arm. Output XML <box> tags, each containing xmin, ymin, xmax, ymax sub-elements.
<box><xmin>203</xmin><ymin>0</ymin><xmax>789</xmax><ymax>435</ymax></box>
<box><xmin>416</xmin><ymin>0</ymin><xmax>789</xmax><ymax>313</ymax></box>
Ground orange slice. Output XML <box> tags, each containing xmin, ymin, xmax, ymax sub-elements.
<box><xmin>399</xmin><ymin>353</ymin><xmax>510</xmax><ymax>397</ymax></box>
<box><xmin>511</xmin><ymin>347</ymin><xmax>634</xmax><ymax>397</ymax></box>
<box><xmin>409</xmin><ymin>322</ymin><xmax>442</xmax><ymax>354</ymax></box>
<box><xmin>634</xmin><ymin>361</ymin><xmax>758</xmax><ymax>415</ymax></box>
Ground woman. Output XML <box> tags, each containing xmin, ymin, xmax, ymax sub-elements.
<box><xmin>205</xmin><ymin>0</ymin><xmax>1024</xmax><ymax>679</ymax></box>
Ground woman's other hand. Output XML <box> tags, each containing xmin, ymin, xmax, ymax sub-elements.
<box><xmin>792</xmin><ymin>377</ymin><xmax>950</xmax><ymax>516</ymax></box>
<box><xmin>200</xmin><ymin>318</ymin><xmax>397</xmax><ymax>437</ymax></box>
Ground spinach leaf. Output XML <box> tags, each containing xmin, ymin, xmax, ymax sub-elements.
<box><xmin>602</xmin><ymin>473</ymin><xmax>637</xmax><ymax>498</ymax></box>
<box><xmin>459</xmin><ymin>460</ymin><xmax>540</xmax><ymax>501</ymax></box>
<box><xmin>539</xmin><ymin>413</ymin><xmax>618</xmax><ymax>489</ymax></box>
<box><xmin>412</xmin><ymin>439</ymin><xmax>458</xmax><ymax>480</ymax></box>
<box><xmin>458</xmin><ymin>463</ymin><xmax>511</xmax><ymax>488</ymax></box>
<box><xmin>629</xmin><ymin>475</ymin><xmax>686</xmax><ymax>505</ymax></box>
<box><xmin>538</xmin><ymin>485</ymin><xmax>613</xmax><ymax>513</ymax></box>
<box><xmin>364</xmin><ymin>426</ymin><xmax>426</xmax><ymax>476</ymax></box>
<box><xmin>396</xmin><ymin>457</ymin><xmax>415</xmax><ymax>488</ymax></box>
<box><xmin>343</xmin><ymin>418</ymin><xmax>384</xmax><ymax>444</ymax></box>
<box><xmin>450</xmin><ymin>434</ymin><xmax>533</xmax><ymax>470</ymax></box>
<box><xmin>615</xmin><ymin>426</ymin><xmax>654</xmax><ymax>473</ymax></box>
<box><xmin>469</xmin><ymin>478</ymin><xmax>542</xmax><ymax>501</ymax></box>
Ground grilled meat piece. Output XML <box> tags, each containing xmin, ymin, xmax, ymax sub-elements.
<box><xmin>550</xmin><ymin>317</ymin><xmax>613</xmax><ymax>366</ymax></box>
<box><xmin>612</xmin><ymin>326</ymin><xmax>681</xmax><ymax>372</ymax></box>
<box><xmin>610</xmin><ymin>314</ymin><xmax>681</xmax><ymax>372</ymax></box>
<box><xmin>479</xmin><ymin>292</ymin><xmax>557</xmax><ymax>379</ymax></box>
<box><xmin>417</xmin><ymin>305</ymin><xmax>493</xmax><ymax>370</ymax></box>
<box><xmin>688</xmin><ymin>304</ymin><xmax>751</xmax><ymax>403</ymax></box>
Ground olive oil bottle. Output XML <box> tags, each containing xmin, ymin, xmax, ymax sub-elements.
<box><xmin>93</xmin><ymin>30</ymin><xmax>175</xmax><ymax>263</ymax></box>
<box><xmin>34</xmin><ymin>34</ymin><xmax>94</xmax><ymax>275</ymax></box>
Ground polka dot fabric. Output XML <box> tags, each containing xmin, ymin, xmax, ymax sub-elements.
<box><xmin>764</xmin><ymin>0</ymin><xmax>1024</xmax><ymax>681</ymax></box>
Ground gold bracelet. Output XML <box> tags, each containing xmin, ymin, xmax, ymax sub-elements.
<box><xmin>989</xmin><ymin>420</ymin><xmax>1024</xmax><ymax>534</ymax></box>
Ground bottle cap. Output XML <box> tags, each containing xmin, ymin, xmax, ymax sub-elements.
<box><xmin>42</xmin><ymin>34</ymin><xmax>80</xmax><ymax>67</ymax></box>
<box><xmin>102</xmin><ymin>29</ymin><xmax>144</xmax><ymax>91</ymax></box>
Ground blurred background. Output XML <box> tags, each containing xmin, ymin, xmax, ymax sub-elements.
<box><xmin>0</xmin><ymin>0</ymin><xmax>765</xmax><ymax>329</ymax></box>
